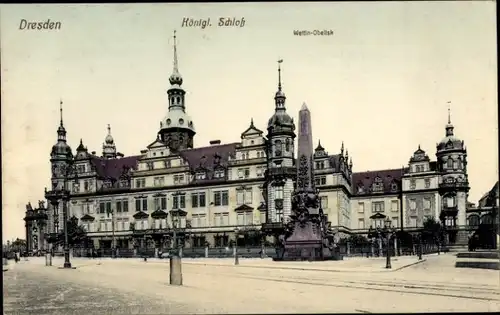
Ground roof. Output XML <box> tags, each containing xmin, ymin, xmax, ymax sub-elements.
<box><xmin>352</xmin><ymin>168</ymin><xmax>404</xmax><ymax>195</ymax></box>
<box><xmin>90</xmin><ymin>155</ymin><xmax>141</xmax><ymax>179</ymax></box>
<box><xmin>178</xmin><ymin>143</ymin><xmax>238</xmax><ymax>181</ymax></box>
<box><xmin>478</xmin><ymin>181</ymin><xmax>499</xmax><ymax>208</ymax></box>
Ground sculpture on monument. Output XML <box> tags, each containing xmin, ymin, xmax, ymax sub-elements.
<box><xmin>274</xmin><ymin>103</ymin><xmax>339</xmax><ymax>261</ymax></box>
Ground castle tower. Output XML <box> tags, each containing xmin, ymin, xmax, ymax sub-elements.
<box><xmin>102</xmin><ymin>124</ymin><xmax>117</xmax><ymax>159</ymax></box>
<box><xmin>265</xmin><ymin>60</ymin><xmax>296</xmax><ymax>224</ymax></box>
<box><xmin>50</xmin><ymin>100</ymin><xmax>73</xmax><ymax>192</ymax></box>
<box><xmin>436</xmin><ymin>104</ymin><xmax>469</xmax><ymax>238</ymax></box>
<box><xmin>48</xmin><ymin>100</ymin><xmax>73</xmax><ymax>234</ymax></box>
<box><xmin>158</xmin><ymin>30</ymin><xmax>196</xmax><ymax>151</ymax></box>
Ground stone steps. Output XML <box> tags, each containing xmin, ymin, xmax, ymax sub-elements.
<box><xmin>456</xmin><ymin>251</ymin><xmax>499</xmax><ymax>259</ymax></box>
<box><xmin>455</xmin><ymin>258</ymin><xmax>499</xmax><ymax>270</ymax></box>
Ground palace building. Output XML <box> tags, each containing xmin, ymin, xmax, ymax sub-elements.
<box><xmin>24</xmin><ymin>33</ymin><xmax>473</xmax><ymax>252</ymax></box>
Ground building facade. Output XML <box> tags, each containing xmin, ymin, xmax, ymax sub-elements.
<box><xmin>26</xmin><ymin>33</ymin><xmax>474</xmax><ymax>252</ymax></box>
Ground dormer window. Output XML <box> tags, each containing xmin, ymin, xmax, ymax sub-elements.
<box><xmin>214</xmin><ymin>169</ymin><xmax>225</xmax><ymax>178</ymax></box>
<box><xmin>196</xmin><ymin>172</ymin><xmax>207</xmax><ymax>180</ymax></box>
<box><xmin>164</xmin><ymin>160</ymin><xmax>171</xmax><ymax>168</ymax></box>
<box><xmin>357</xmin><ymin>185</ymin><xmax>365</xmax><ymax>194</ymax></box>
<box><xmin>147</xmin><ymin>162</ymin><xmax>154</xmax><ymax>171</ymax></box>
<box><xmin>372</xmin><ymin>177</ymin><xmax>384</xmax><ymax>193</ymax></box>
<box><xmin>391</xmin><ymin>183</ymin><xmax>398</xmax><ymax>191</ymax></box>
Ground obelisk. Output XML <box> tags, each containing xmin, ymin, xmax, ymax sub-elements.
<box><xmin>296</xmin><ymin>103</ymin><xmax>315</xmax><ymax>192</ymax></box>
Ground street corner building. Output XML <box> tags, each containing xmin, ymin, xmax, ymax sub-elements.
<box><xmin>23</xmin><ymin>32</ymin><xmax>491</xmax><ymax>255</ymax></box>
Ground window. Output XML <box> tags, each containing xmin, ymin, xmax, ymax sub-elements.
<box><xmin>391</xmin><ymin>200</ymin><xmax>399</xmax><ymax>212</ymax></box>
<box><xmin>154</xmin><ymin>176</ymin><xmax>165</xmax><ymax>187</ymax></box>
<box><xmin>99</xmin><ymin>201</ymin><xmax>112</xmax><ymax>214</ymax></box>
<box><xmin>196</xmin><ymin>172</ymin><xmax>207</xmax><ymax>180</ymax></box>
<box><xmin>154</xmin><ymin>196</ymin><xmax>167</xmax><ymax>210</ymax></box>
<box><xmin>191</xmin><ymin>192</ymin><xmax>206</xmax><ymax>208</ymax></box>
<box><xmin>275</xmin><ymin>140</ymin><xmax>282</xmax><ymax>156</ymax></box>
<box><xmin>213</xmin><ymin>213</ymin><xmax>229</xmax><ymax>226</ymax></box>
<box><xmin>154</xmin><ymin>218</ymin><xmax>167</xmax><ymax>229</ymax></box>
<box><xmin>409</xmin><ymin>199</ymin><xmax>416</xmax><ymax>211</ymax></box>
<box><xmin>173</xmin><ymin>174</ymin><xmax>185</xmax><ymax>185</ymax></box>
<box><xmin>173</xmin><ymin>194</ymin><xmax>186</xmax><ymax>209</ymax></box>
<box><xmin>445</xmin><ymin>195</ymin><xmax>455</xmax><ymax>208</ymax></box>
<box><xmin>256</xmin><ymin>166</ymin><xmax>264</xmax><ymax>177</ymax></box>
<box><xmin>276</xmin><ymin>209</ymin><xmax>284</xmax><ymax>223</ymax></box>
<box><xmin>214</xmin><ymin>169</ymin><xmax>225</xmax><ymax>178</ymax></box>
<box><xmin>320</xmin><ymin>196</ymin><xmax>328</xmax><ymax>209</ymax></box>
<box><xmin>116</xmin><ymin>199</ymin><xmax>129</xmax><ymax>213</ymax></box>
<box><xmin>192</xmin><ymin>214</ymin><xmax>207</xmax><ymax>228</ymax></box>
<box><xmin>259</xmin><ymin>211</ymin><xmax>266</xmax><ymax>224</ymax></box>
<box><xmin>135</xmin><ymin>198</ymin><xmax>148</xmax><ymax>212</ymax></box>
<box><xmin>410</xmin><ymin>216</ymin><xmax>418</xmax><ymax>227</ymax></box>
<box><xmin>372</xmin><ymin>177</ymin><xmax>384</xmax><ymax>192</ymax></box>
<box><xmin>372</xmin><ymin>201</ymin><xmax>384</xmax><ymax>213</ymax></box>
<box><xmin>84</xmin><ymin>180</ymin><xmax>90</xmax><ymax>192</ymax></box>
<box><xmin>237</xmin><ymin>212</ymin><xmax>253</xmax><ymax>226</ymax></box>
<box><xmin>453</xmin><ymin>160</ymin><xmax>459</xmax><ymax>170</ymax></box>
<box><xmin>392</xmin><ymin>217</ymin><xmax>399</xmax><ymax>228</ymax></box>
<box><xmin>77</xmin><ymin>164</ymin><xmax>86</xmax><ymax>174</ymax></box>
<box><xmin>274</xmin><ymin>161</ymin><xmax>282</xmax><ymax>168</ymax></box>
<box><xmin>315</xmin><ymin>161</ymin><xmax>325</xmax><ymax>170</ymax></box>
<box><xmin>423</xmin><ymin>197</ymin><xmax>431</xmax><ymax>211</ymax></box>
<box><xmin>123</xmin><ymin>219</ymin><xmax>130</xmax><ymax>231</ymax></box>
<box><xmin>275</xmin><ymin>186</ymin><xmax>284</xmax><ymax>200</ymax></box>
<box><xmin>135</xmin><ymin>178</ymin><xmax>146</xmax><ymax>188</ymax></box>
<box><xmin>358</xmin><ymin>219</ymin><xmax>365</xmax><ymax>229</ymax></box>
<box><xmin>285</xmin><ymin>138</ymin><xmax>290</xmax><ymax>152</ymax></box>
<box><xmin>142</xmin><ymin>219</ymin><xmax>149</xmax><ymax>230</ymax></box>
<box><xmin>164</xmin><ymin>160</ymin><xmax>171</xmax><ymax>168</ymax></box>
<box><xmin>358</xmin><ymin>202</ymin><xmax>365</xmax><ymax>213</ymax></box>
<box><xmin>73</xmin><ymin>182</ymin><xmax>80</xmax><ymax>193</ymax></box>
<box><xmin>315</xmin><ymin>176</ymin><xmax>327</xmax><ymax>186</ymax></box>
<box><xmin>410</xmin><ymin>179</ymin><xmax>416</xmax><ymax>190</ymax></box>
<box><xmin>147</xmin><ymin>162</ymin><xmax>154</xmax><ymax>170</ymax></box>
<box><xmin>447</xmin><ymin>159</ymin><xmax>453</xmax><ymax>169</ymax></box>
<box><xmin>213</xmin><ymin>190</ymin><xmax>229</xmax><ymax>206</ymax></box>
<box><xmin>238</xmin><ymin>168</ymin><xmax>250</xmax><ymax>179</ymax></box>
<box><xmin>424</xmin><ymin>178</ymin><xmax>431</xmax><ymax>188</ymax></box>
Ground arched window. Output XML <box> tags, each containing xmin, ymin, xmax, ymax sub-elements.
<box><xmin>467</xmin><ymin>215</ymin><xmax>480</xmax><ymax>227</ymax></box>
<box><xmin>447</xmin><ymin>159</ymin><xmax>453</xmax><ymax>169</ymax></box>
<box><xmin>481</xmin><ymin>214</ymin><xmax>493</xmax><ymax>225</ymax></box>
<box><xmin>176</xmin><ymin>96</ymin><xmax>181</xmax><ymax>104</ymax></box>
<box><xmin>285</xmin><ymin>138</ymin><xmax>290</xmax><ymax>152</ymax></box>
<box><xmin>275</xmin><ymin>140</ymin><xmax>282</xmax><ymax>157</ymax></box>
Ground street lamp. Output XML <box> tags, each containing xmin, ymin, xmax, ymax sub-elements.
<box><xmin>169</xmin><ymin>210</ymin><xmax>182</xmax><ymax>286</ymax></box>
<box><xmin>234</xmin><ymin>227</ymin><xmax>240</xmax><ymax>265</ymax></box>
<box><xmin>60</xmin><ymin>162</ymin><xmax>78</xmax><ymax>269</ymax></box>
<box><xmin>107</xmin><ymin>205</ymin><xmax>116</xmax><ymax>259</ymax></box>
<box><xmin>418</xmin><ymin>232</ymin><xmax>423</xmax><ymax>260</ymax></box>
<box><xmin>368</xmin><ymin>218</ymin><xmax>396</xmax><ymax>268</ymax></box>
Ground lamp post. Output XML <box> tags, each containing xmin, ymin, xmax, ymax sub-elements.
<box><xmin>368</xmin><ymin>218</ymin><xmax>396</xmax><ymax>269</ymax></box>
<box><xmin>234</xmin><ymin>227</ymin><xmax>240</xmax><ymax>265</ymax></box>
<box><xmin>60</xmin><ymin>162</ymin><xmax>78</xmax><ymax>269</ymax></box>
<box><xmin>107</xmin><ymin>205</ymin><xmax>116</xmax><ymax>259</ymax></box>
<box><xmin>418</xmin><ymin>232</ymin><xmax>423</xmax><ymax>260</ymax></box>
<box><xmin>169</xmin><ymin>210</ymin><xmax>182</xmax><ymax>285</ymax></box>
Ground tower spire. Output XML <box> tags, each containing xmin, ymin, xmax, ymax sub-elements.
<box><xmin>169</xmin><ymin>30</ymin><xmax>183</xmax><ymax>86</ymax></box>
<box><xmin>107</xmin><ymin>123</ymin><xmax>111</xmax><ymax>135</ymax></box>
<box><xmin>445</xmin><ymin>101</ymin><xmax>454</xmax><ymax>136</ymax></box>
<box><xmin>278</xmin><ymin>59</ymin><xmax>283</xmax><ymax>92</ymax></box>
<box><xmin>173</xmin><ymin>30</ymin><xmax>179</xmax><ymax>74</ymax></box>
<box><xmin>59</xmin><ymin>99</ymin><xmax>64</xmax><ymax>127</ymax></box>
<box><xmin>274</xmin><ymin>59</ymin><xmax>286</xmax><ymax>109</ymax></box>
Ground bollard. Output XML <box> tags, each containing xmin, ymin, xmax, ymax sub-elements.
<box><xmin>346</xmin><ymin>242</ymin><xmax>351</xmax><ymax>256</ymax></box>
<box><xmin>45</xmin><ymin>253</ymin><xmax>52</xmax><ymax>266</ymax></box>
<box><xmin>234</xmin><ymin>254</ymin><xmax>239</xmax><ymax>265</ymax></box>
<box><xmin>204</xmin><ymin>246</ymin><xmax>209</xmax><ymax>258</ymax></box>
<box><xmin>169</xmin><ymin>255</ymin><xmax>182</xmax><ymax>285</ymax></box>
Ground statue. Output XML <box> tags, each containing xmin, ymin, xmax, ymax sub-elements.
<box><xmin>38</xmin><ymin>200</ymin><xmax>45</xmax><ymax>209</ymax></box>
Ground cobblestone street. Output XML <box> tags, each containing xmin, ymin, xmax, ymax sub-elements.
<box><xmin>3</xmin><ymin>254</ymin><xmax>499</xmax><ymax>314</ymax></box>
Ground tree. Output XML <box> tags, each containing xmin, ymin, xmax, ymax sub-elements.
<box><xmin>422</xmin><ymin>217</ymin><xmax>444</xmax><ymax>244</ymax></box>
<box><xmin>55</xmin><ymin>217</ymin><xmax>87</xmax><ymax>247</ymax></box>
<box><xmin>10</xmin><ymin>238</ymin><xmax>27</xmax><ymax>253</ymax></box>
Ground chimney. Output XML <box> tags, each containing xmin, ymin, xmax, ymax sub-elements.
<box><xmin>209</xmin><ymin>140</ymin><xmax>221</xmax><ymax>146</ymax></box>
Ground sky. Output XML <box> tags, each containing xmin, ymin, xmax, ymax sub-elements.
<box><xmin>1</xmin><ymin>2</ymin><xmax>497</xmax><ymax>241</ymax></box>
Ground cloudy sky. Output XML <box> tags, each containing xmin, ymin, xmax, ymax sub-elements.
<box><xmin>1</xmin><ymin>2</ymin><xmax>497</xmax><ymax>240</ymax></box>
